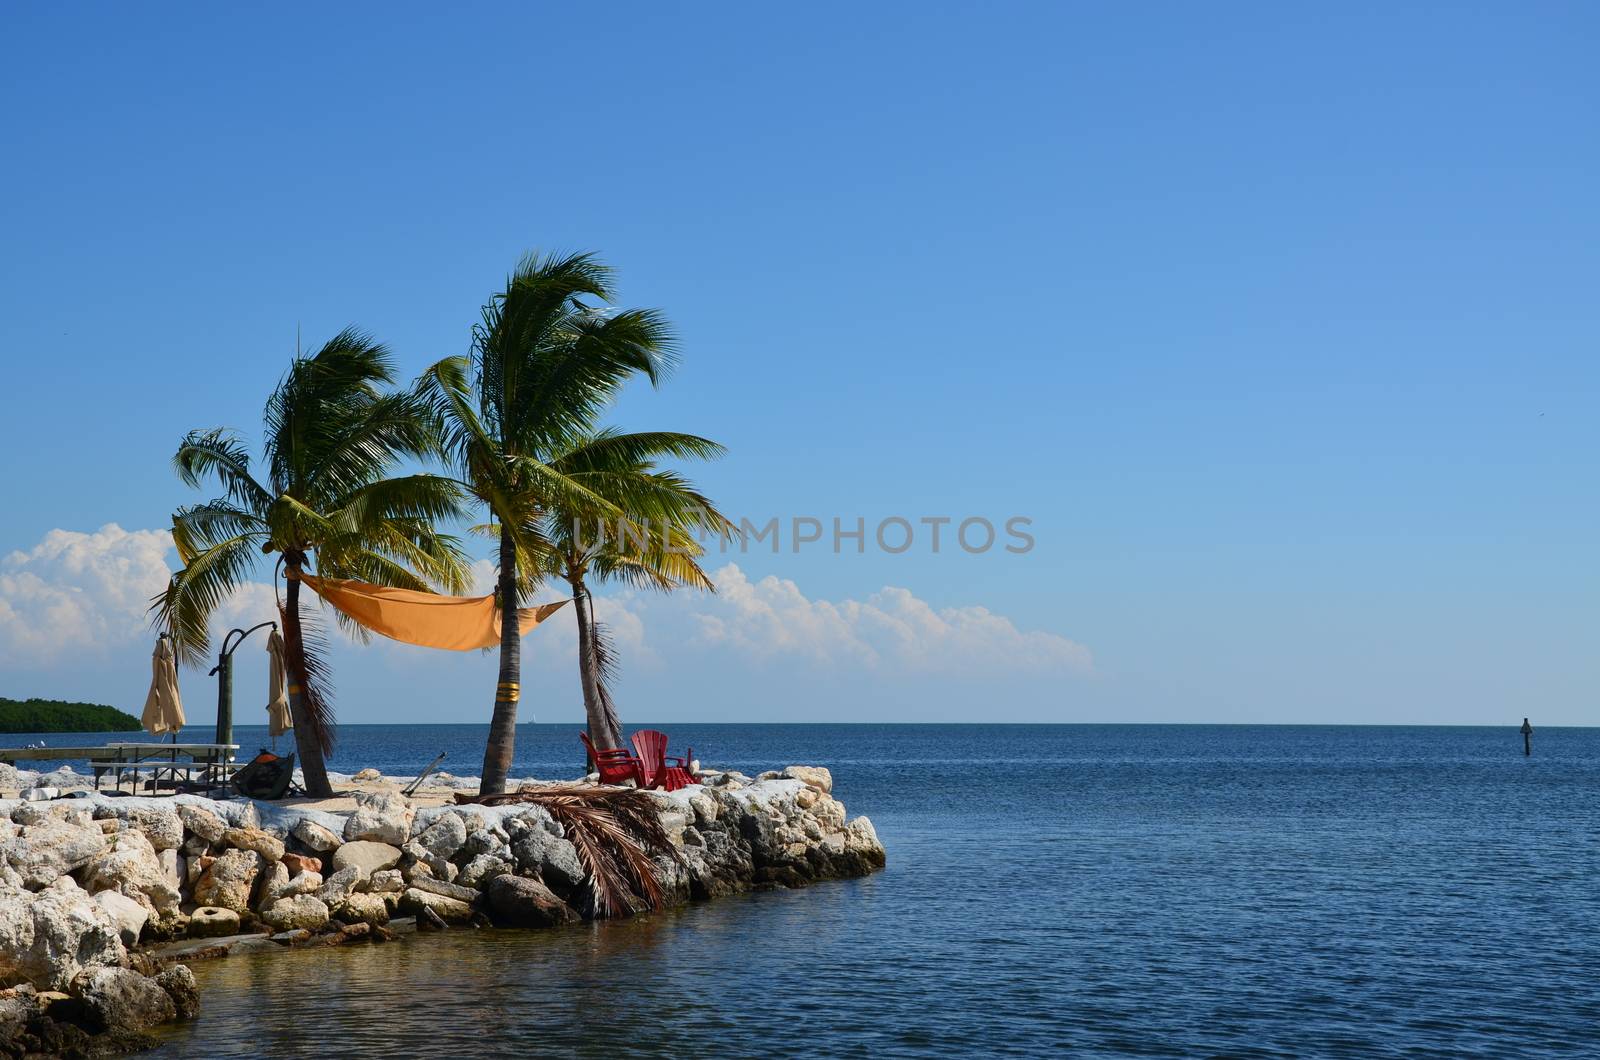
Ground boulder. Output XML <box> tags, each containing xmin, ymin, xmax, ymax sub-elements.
<box><xmin>72</xmin><ymin>966</ymin><xmax>176</xmax><ymax>1032</ymax></box>
<box><xmin>154</xmin><ymin>964</ymin><xmax>199</xmax><ymax>1021</ymax></box>
<box><xmin>332</xmin><ymin>892</ymin><xmax>389</xmax><ymax>927</ymax></box>
<box><xmin>457</xmin><ymin>854</ymin><xmax>513</xmax><ymax>890</ymax></box>
<box><xmin>352</xmin><ymin>768</ymin><xmax>383</xmax><ymax>782</ymax></box>
<box><xmin>261</xmin><ymin>895</ymin><xmax>330</xmax><ymax>932</ymax></box>
<box><xmin>402</xmin><ymin>840</ymin><xmax>455</xmax><ymax>882</ymax></box>
<box><xmin>485</xmin><ymin>875</ymin><xmax>579</xmax><ymax>928</ymax></box>
<box><xmin>1</xmin><ymin>821</ymin><xmax>106</xmax><ymax>888</ymax></box>
<box><xmin>398</xmin><ymin>888</ymin><xmax>473</xmax><ymax>924</ymax></box>
<box><xmin>191</xmin><ymin>849</ymin><xmax>260</xmax><ymax>914</ymax></box>
<box><xmin>158</xmin><ymin>848</ymin><xmax>183</xmax><ymax>890</ymax></box>
<box><xmin>275</xmin><ymin>871</ymin><xmax>323</xmax><ymax>902</ymax></box>
<box><xmin>332</xmin><ymin>841</ymin><xmax>402</xmax><ymax>876</ymax></box>
<box><xmin>92</xmin><ymin>890</ymin><xmax>149</xmax><ymax>947</ymax></box>
<box><xmin>253</xmin><ymin>862</ymin><xmax>288</xmax><ymax>912</ymax></box>
<box><xmin>0</xmin><ymin>883</ymin><xmax>126</xmax><ymax>991</ymax></box>
<box><xmin>292</xmin><ymin>819</ymin><xmax>342</xmax><ymax>853</ymax></box>
<box><xmin>282</xmin><ymin>852</ymin><xmax>321</xmax><ymax>875</ymax></box>
<box><xmin>121</xmin><ymin>806</ymin><xmax>183</xmax><ymax>851</ymax></box>
<box><xmin>316</xmin><ymin>866</ymin><xmax>365</xmax><ymax>904</ymax></box>
<box><xmin>80</xmin><ymin>830</ymin><xmax>182</xmax><ymax>918</ymax></box>
<box><xmin>343</xmin><ymin>791</ymin><xmax>413</xmax><ymax>845</ymax></box>
<box><xmin>0</xmin><ymin>763</ymin><xmax>20</xmax><ymax>792</ymax></box>
<box><xmin>511</xmin><ymin>829</ymin><xmax>585</xmax><ymax>892</ymax></box>
<box><xmin>687</xmin><ymin>791</ymin><xmax>718</xmax><ymax>826</ymax></box>
<box><xmin>365</xmin><ymin>869</ymin><xmax>404</xmax><ymax>894</ymax></box>
<box><xmin>460</xmin><ymin>829</ymin><xmax>507</xmax><ymax>861</ymax></box>
<box><xmin>176</xmin><ymin>804</ymin><xmax>226</xmax><ymax>844</ymax></box>
<box><xmin>222</xmin><ymin>827</ymin><xmax>284</xmax><ymax>863</ymax></box>
<box><xmin>845</xmin><ymin>816</ymin><xmax>885</xmax><ymax>864</ymax></box>
<box><xmin>413</xmin><ymin>813</ymin><xmax>467</xmax><ymax>859</ymax></box>
<box><xmin>17</xmin><ymin>802</ymin><xmax>92</xmax><ymax>828</ymax></box>
<box><xmin>187</xmin><ymin>906</ymin><xmax>240</xmax><ymax>939</ymax></box>
<box><xmin>411</xmin><ymin>875</ymin><xmax>478</xmax><ymax>904</ymax></box>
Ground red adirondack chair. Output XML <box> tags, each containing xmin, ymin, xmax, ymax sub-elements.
<box><xmin>580</xmin><ymin>731</ymin><xmax>642</xmax><ymax>787</ymax></box>
<box><xmin>630</xmin><ymin>729</ymin><xmax>669</xmax><ymax>790</ymax></box>
<box><xmin>630</xmin><ymin>729</ymin><xmax>698</xmax><ymax>791</ymax></box>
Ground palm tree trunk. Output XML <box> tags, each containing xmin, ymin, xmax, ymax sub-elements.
<box><xmin>283</xmin><ymin>564</ymin><xmax>334</xmax><ymax>798</ymax></box>
<box><xmin>479</xmin><ymin>527</ymin><xmax>522</xmax><ymax>795</ymax></box>
<box><xmin>573</xmin><ymin>578</ymin><xmax>624</xmax><ymax>750</ymax></box>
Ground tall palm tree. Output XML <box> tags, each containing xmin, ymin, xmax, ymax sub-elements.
<box><xmin>418</xmin><ymin>251</ymin><xmax>674</xmax><ymax>795</ymax></box>
<box><xmin>154</xmin><ymin>329</ymin><xmax>470</xmax><ymax>797</ymax></box>
<box><xmin>536</xmin><ymin>429</ymin><xmax>733</xmax><ymax>750</ymax></box>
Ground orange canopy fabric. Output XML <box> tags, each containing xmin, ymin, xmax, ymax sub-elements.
<box><xmin>298</xmin><ymin>575</ymin><xmax>568</xmax><ymax>651</ymax></box>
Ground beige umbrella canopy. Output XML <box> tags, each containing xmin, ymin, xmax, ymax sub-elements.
<box><xmin>141</xmin><ymin>635</ymin><xmax>186</xmax><ymax>737</ymax></box>
<box><xmin>265</xmin><ymin>629</ymin><xmax>293</xmax><ymax>737</ymax></box>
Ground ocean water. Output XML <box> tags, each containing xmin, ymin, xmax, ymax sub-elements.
<box><xmin>19</xmin><ymin>723</ymin><xmax>1597</xmax><ymax>1058</ymax></box>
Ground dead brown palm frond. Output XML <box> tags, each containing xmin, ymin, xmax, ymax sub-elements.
<box><xmin>588</xmin><ymin>619</ymin><xmax>624</xmax><ymax>751</ymax></box>
<box><xmin>454</xmin><ymin>784</ymin><xmax>682</xmax><ymax>917</ymax></box>
<box><xmin>279</xmin><ymin>603</ymin><xmax>336</xmax><ymax>756</ymax></box>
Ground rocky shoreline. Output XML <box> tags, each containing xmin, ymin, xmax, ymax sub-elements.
<box><xmin>0</xmin><ymin>765</ymin><xmax>884</xmax><ymax>1057</ymax></box>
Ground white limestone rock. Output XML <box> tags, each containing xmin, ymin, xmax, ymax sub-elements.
<box><xmin>331</xmin><ymin>841</ymin><xmax>402</xmax><ymax>876</ymax></box>
<box><xmin>0</xmin><ymin>882</ymin><xmax>127</xmax><ymax>992</ymax></box>
<box><xmin>261</xmin><ymin>894</ymin><xmax>330</xmax><ymax>932</ymax></box>
<box><xmin>413</xmin><ymin>813</ymin><xmax>468</xmax><ymax>859</ymax></box>
<box><xmin>175</xmin><ymin>807</ymin><xmax>225</xmax><ymax>845</ymax></box>
<box><xmin>781</xmin><ymin>765</ymin><xmax>833</xmax><ymax>794</ymax></box>
<box><xmin>80</xmin><ymin>830</ymin><xmax>182</xmax><ymax>918</ymax></box>
<box><xmin>93</xmin><ymin>890</ymin><xmax>149</xmax><ymax>947</ymax></box>
<box><xmin>292</xmin><ymin>818</ymin><xmax>342</xmax><ymax>853</ymax></box>
<box><xmin>191</xmin><ymin>849</ymin><xmax>261</xmax><ymax>914</ymax></box>
<box><xmin>316</xmin><ymin>866</ymin><xmax>365</xmax><ymax>904</ymax></box>
<box><xmin>2</xmin><ymin>820</ymin><xmax>107</xmax><ymax>889</ymax></box>
<box><xmin>342</xmin><ymin>791</ymin><xmax>413</xmax><ymax>845</ymax></box>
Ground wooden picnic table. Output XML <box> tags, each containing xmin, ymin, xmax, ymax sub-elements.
<box><xmin>92</xmin><ymin>742</ymin><xmax>240</xmax><ymax>793</ymax></box>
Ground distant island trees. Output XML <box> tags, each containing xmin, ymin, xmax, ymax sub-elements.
<box><xmin>0</xmin><ymin>697</ymin><xmax>142</xmax><ymax>733</ymax></box>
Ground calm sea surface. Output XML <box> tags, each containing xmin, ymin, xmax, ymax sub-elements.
<box><xmin>15</xmin><ymin>724</ymin><xmax>1598</xmax><ymax>1057</ymax></box>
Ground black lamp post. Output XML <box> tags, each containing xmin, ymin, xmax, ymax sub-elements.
<box><xmin>209</xmin><ymin>621</ymin><xmax>277</xmax><ymax>749</ymax></box>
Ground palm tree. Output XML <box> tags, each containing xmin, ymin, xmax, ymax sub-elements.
<box><xmin>154</xmin><ymin>329</ymin><xmax>470</xmax><ymax>797</ymax></box>
<box><xmin>536</xmin><ymin>429</ymin><xmax>733</xmax><ymax>750</ymax></box>
<box><xmin>418</xmin><ymin>251</ymin><xmax>674</xmax><ymax>795</ymax></box>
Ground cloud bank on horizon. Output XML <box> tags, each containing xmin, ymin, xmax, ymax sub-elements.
<box><xmin>0</xmin><ymin>524</ymin><xmax>1092</xmax><ymax>722</ymax></box>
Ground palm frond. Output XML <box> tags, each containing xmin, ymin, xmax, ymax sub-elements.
<box><xmin>457</xmin><ymin>784</ymin><xmax>681</xmax><ymax>917</ymax></box>
<box><xmin>588</xmin><ymin>616</ymin><xmax>625</xmax><ymax>751</ymax></box>
<box><xmin>173</xmin><ymin>429</ymin><xmax>273</xmax><ymax>512</ymax></box>
<box><xmin>281</xmin><ymin>600</ymin><xmax>336</xmax><ymax>756</ymax></box>
<box><xmin>151</xmin><ymin>531</ymin><xmax>266</xmax><ymax>666</ymax></box>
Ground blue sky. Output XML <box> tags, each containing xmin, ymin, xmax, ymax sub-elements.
<box><xmin>1</xmin><ymin>2</ymin><xmax>1595</xmax><ymax>726</ymax></box>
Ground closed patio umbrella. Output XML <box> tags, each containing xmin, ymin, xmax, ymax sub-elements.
<box><xmin>141</xmin><ymin>635</ymin><xmax>186</xmax><ymax>737</ymax></box>
<box><xmin>265</xmin><ymin>628</ymin><xmax>293</xmax><ymax>740</ymax></box>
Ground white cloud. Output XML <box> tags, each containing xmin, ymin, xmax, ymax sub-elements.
<box><xmin>682</xmin><ymin>564</ymin><xmax>1092</xmax><ymax>676</ymax></box>
<box><xmin>0</xmin><ymin>525</ymin><xmax>173</xmax><ymax>666</ymax></box>
<box><xmin>0</xmin><ymin>528</ymin><xmax>1090</xmax><ymax>686</ymax></box>
<box><xmin>0</xmin><ymin>524</ymin><xmax>275</xmax><ymax>667</ymax></box>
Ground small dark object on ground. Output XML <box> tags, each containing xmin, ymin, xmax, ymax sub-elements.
<box><xmin>231</xmin><ymin>751</ymin><xmax>297</xmax><ymax>800</ymax></box>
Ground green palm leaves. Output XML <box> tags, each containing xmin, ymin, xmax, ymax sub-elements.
<box><xmin>538</xmin><ymin>429</ymin><xmax>734</xmax><ymax>749</ymax></box>
<box><xmin>156</xmin><ymin>252</ymin><xmax>729</xmax><ymax>798</ymax></box>
<box><xmin>423</xmin><ymin>251</ymin><xmax>709</xmax><ymax>794</ymax></box>
<box><xmin>155</xmin><ymin>329</ymin><xmax>470</xmax><ymax>797</ymax></box>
